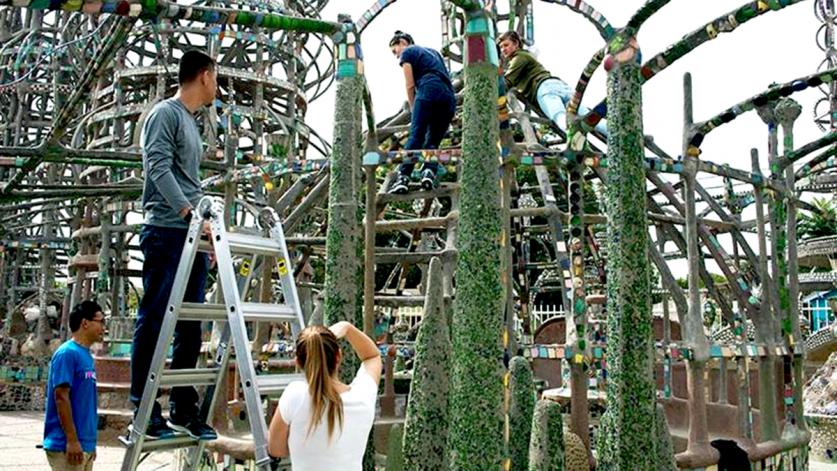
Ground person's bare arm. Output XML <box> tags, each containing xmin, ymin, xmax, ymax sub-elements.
<box><xmin>54</xmin><ymin>386</ymin><xmax>83</xmax><ymax>465</ymax></box>
<box><xmin>329</xmin><ymin>321</ymin><xmax>383</xmax><ymax>384</ymax></box>
<box><xmin>267</xmin><ymin>407</ymin><xmax>290</xmax><ymax>458</ymax></box>
<box><xmin>402</xmin><ymin>63</ymin><xmax>416</xmax><ymax>110</ymax></box>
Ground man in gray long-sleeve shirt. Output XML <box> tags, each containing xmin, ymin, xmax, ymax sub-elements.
<box><xmin>130</xmin><ymin>50</ymin><xmax>218</xmax><ymax>442</ymax></box>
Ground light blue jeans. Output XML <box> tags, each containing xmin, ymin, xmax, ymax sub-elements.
<box><xmin>536</xmin><ymin>77</ymin><xmax>608</xmax><ymax>136</ymax></box>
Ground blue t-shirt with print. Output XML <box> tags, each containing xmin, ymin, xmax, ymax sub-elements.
<box><xmin>43</xmin><ymin>339</ymin><xmax>98</xmax><ymax>453</ymax></box>
<box><xmin>399</xmin><ymin>45</ymin><xmax>455</xmax><ymax>101</ymax></box>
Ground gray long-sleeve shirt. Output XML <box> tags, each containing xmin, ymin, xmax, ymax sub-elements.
<box><xmin>141</xmin><ymin>98</ymin><xmax>204</xmax><ymax>228</ymax></box>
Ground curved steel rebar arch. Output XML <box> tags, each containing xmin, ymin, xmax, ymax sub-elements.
<box><xmin>625</xmin><ymin>0</ymin><xmax>671</xmax><ymax>31</ymax></box>
<box><xmin>357</xmin><ymin>0</ymin><xmax>401</xmax><ymax>33</ymax></box>
<box><xmin>795</xmin><ymin>145</ymin><xmax>837</xmax><ymax>178</ymax></box>
<box><xmin>688</xmin><ymin>69</ymin><xmax>836</xmax><ymax>157</ymax></box>
<box><xmin>0</xmin><ymin>0</ymin><xmax>345</xmax><ymax>339</ymax></box>
<box><xmin>539</xmin><ymin>0</ymin><xmax>615</xmax><ymax>40</ymax></box>
<box><xmin>568</xmin><ymin>0</ymin><xmax>810</xmax><ymax>132</ymax></box>
<box><xmin>777</xmin><ymin>129</ymin><xmax>837</xmax><ymax>170</ymax></box>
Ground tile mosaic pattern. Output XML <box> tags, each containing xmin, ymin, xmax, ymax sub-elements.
<box><xmin>323</xmin><ymin>21</ymin><xmax>365</xmax><ymax>387</ymax></box>
<box><xmin>541</xmin><ymin>0</ymin><xmax>615</xmax><ymax>40</ymax></box>
<box><xmin>356</xmin><ymin>0</ymin><xmax>397</xmax><ymax>32</ymax></box>
<box><xmin>528</xmin><ymin>399</ymin><xmax>564</xmax><ymax>470</ymax></box>
<box><xmin>0</xmin><ymin>0</ymin><xmax>342</xmax><ymax>33</ymax></box>
<box><xmin>597</xmin><ymin>32</ymin><xmax>657</xmax><ymax>469</ymax></box>
<box><xmin>403</xmin><ymin>259</ymin><xmax>451</xmax><ymax>470</ymax></box>
<box><xmin>567</xmin><ymin>0</ymin><xmax>808</xmax><ymax>131</ymax></box>
<box><xmin>0</xmin><ymin>383</ymin><xmax>46</xmax><ymax>411</ymax></box>
<box><xmin>508</xmin><ymin>357</ymin><xmax>535</xmax><ymax>471</ymax></box>
<box><xmin>448</xmin><ymin>5</ymin><xmax>505</xmax><ymax>469</ymax></box>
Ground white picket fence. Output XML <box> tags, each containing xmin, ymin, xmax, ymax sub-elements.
<box><xmin>391</xmin><ymin>304</ymin><xmax>566</xmax><ymax>334</ymax></box>
<box><xmin>393</xmin><ymin>306</ymin><xmax>424</xmax><ymax>330</ymax></box>
<box><xmin>530</xmin><ymin>304</ymin><xmax>566</xmax><ymax>331</ymax></box>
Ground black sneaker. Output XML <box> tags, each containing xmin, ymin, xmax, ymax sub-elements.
<box><xmin>388</xmin><ymin>174</ymin><xmax>410</xmax><ymax>194</ymax></box>
<box><xmin>420</xmin><ymin>169</ymin><xmax>438</xmax><ymax>191</ymax></box>
<box><xmin>167</xmin><ymin>415</ymin><xmax>218</xmax><ymax>441</ymax></box>
<box><xmin>129</xmin><ymin>413</ymin><xmax>175</xmax><ymax>441</ymax></box>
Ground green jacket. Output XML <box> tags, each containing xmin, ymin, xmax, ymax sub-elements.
<box><xmin>503</xmin><ymin>49</ymin><xmax>551</xmax><ymax>106</ymax></box>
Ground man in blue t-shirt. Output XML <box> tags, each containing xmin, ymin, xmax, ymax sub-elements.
<box><xmin>388</xmin><ymin>31</ymin><xmax>457</xmax><ymax>194</ymax></box>
<box><xmin>43</xmin><ymin>300</ymin><xmax>105</xmax><ymax>470</ymax></box>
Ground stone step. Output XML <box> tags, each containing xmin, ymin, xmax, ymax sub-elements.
<box><xmin>94</xmin><ymin>356</ymin><xmax>131</xmax><ymax>384</ymax></box>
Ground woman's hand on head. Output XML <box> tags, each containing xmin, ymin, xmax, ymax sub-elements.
<box><xmin>328</xmin><ymin>321</ymin><xmax>352</xmax><ymax>340</ymax></box>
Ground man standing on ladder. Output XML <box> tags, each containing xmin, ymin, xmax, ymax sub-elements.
<box><xmin>130</xmin><ymin>50</ymin><xmax>218</xmax><ymax>441</ymax></box>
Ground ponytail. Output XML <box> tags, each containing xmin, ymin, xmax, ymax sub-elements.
<box><xmin>296</xmin><ymin>326</ymin><xmax>344</xmax><ymax>440</ymax></box>
<box><xmin>389</xmin><ymin>30</ymin><xmax>414</xmax><ymax>47</ymax></box>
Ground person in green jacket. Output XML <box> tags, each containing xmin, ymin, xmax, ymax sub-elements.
<box><xmin>497</xmin><ymin>31</ymin><xmax>607</xmax><ymax>136</ymax></box>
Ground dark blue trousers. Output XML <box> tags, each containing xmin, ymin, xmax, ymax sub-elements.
<box><xmin>400</xmin><ymin>94</ymin><xmax>457</xmax><ymax>177</ymax></box>
<box><xmin>130</xmin><ymin>225</ymin><xmax>208</xmax><ymax>419</ymax></box>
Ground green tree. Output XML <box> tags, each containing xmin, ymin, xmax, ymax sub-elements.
<box><xmin>675</xmin><ymin>273</ymin><xmax>727</xmax><ymax>290</ymax></box>
<box><xmin>798</xmin><ymin>197</ymin><xmax>837</xmax><ymax>240</ymax></box>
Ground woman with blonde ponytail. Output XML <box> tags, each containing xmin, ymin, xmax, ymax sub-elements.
<box><xmin>268</xmin><ymin>321</ymin><xmax>382</xmax><ymax>470</ymax></box>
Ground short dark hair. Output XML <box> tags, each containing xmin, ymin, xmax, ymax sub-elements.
<box><xmin>69</xmin><ymin>300</ymin><xmax>102</xmax><ymax>332</ymax></box>
<box><xmin>497</xmin><ymin>31</ymin><xmax>522</xmax><ymax>47</ymax></box>
<box><xmin>179</xmin><ymin>50</ymin><xmax>215</xmax><ymax>85</ymax></box>
<box><xmin>389</xmin><ymin>30</ymin><xmax>414</xmax><ymax>47</ymax></box>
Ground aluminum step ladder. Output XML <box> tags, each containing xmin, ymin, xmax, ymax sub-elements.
<box><xmin>120</xmin><ymin>196</ymin><xmax>306</xmax><ymax>471</ymax></box>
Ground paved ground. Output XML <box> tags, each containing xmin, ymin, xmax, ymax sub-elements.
<box><xmin>3</xmin><ymin>410</ymin><xmax>837</xmax><ymax>470</ymax></box>
<box><xmin>0</xmin><ymin>411</ymin><xmax>173</xmax><ymax>470</ymax></box>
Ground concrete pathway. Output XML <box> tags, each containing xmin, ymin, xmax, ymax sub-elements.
<box><xmin>2</xmin><ymin>410</ymin><xmax>837</xmax><ymax>470</ymax></box>
<box><xmin>0</xmin><ymin>411</ymin><xmax>172</xmax><ymax>470</ymax></box>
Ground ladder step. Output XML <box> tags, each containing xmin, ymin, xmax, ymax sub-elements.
<box><xmin>255</xmin><ymin>373</ymin><xmax>305</xmax><ymax>395</ymax></box>
<box><xmin>180</xmin><ymin>302</ymin><xmax>298</xmax><ymax>323</ymax></box>
<box><xmin>118</xmin><ymin>434</ymin><xmax>199</xmax><ymax>452</ymax></box>
<box><xmin>159</xmin><ymin>368</ymin><xmax>221</xmax><ymax>387</ymax></box>
<box><xmin>227</xmin><ymin>232</ymin><xmax>283</xmax><ymax>257</ymax></box>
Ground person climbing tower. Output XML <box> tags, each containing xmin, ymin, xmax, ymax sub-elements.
<box><xmin>498</xmin><ymin>31</ymin><xmax>607</xmax><ymax>137</ymax></box>
<box><xmin>387</xmin><ymin>30</ymin><xmax>457</xmax><ymax>194</ymax></box>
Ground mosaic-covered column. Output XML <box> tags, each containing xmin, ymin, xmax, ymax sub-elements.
<box><xmin>323</xmin><ymin>18</ymin><xmax>364</xmax><ymax>380</ymax></box>
<box><xmin>775</xmin><ymin>97</ymin><xmax>808</xmax><ymax>438</ymax></box>
<box><xmin>447</xmin><ymin>2</ymin><xmax>505</xmax><ymax>469</ymax></box>
<box><xmin>596</xmin><ymin>32</ymin><xmax>657</xmax><ymax>469</ymax></box>
<box><xmin>566</xmin><ymin>164</ymin><xmax>590</xmax><ymax>452</ymax></box>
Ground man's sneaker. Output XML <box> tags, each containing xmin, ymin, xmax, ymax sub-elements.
<box><xmin>420</xmin><ymin>169</ymin><xmax>438</xmax><ymax>191</ymax></box>
<box><xmin>167</xmin><ymin>415</ymin><xmax>218</xmax><ymax>441</ymax></box>
<box><xmin>388</xmin><ymin>174</ymin><xmax>410</xmax><ymax>194</ymax></box>
<box><xmin>128</xmin><ymin>414</ymin><xmax>175</xmax><ymax>441</ymax></box>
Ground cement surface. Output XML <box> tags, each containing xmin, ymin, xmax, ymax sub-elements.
<box><xmin>0</xmin><ymin>411</ymin><xmax>173</xmax><ymax>470</ymax></box>
<box><xmin>1</xmin><ymin>411</ymin><xmax>837</xmax><ymax>470</ymax></box>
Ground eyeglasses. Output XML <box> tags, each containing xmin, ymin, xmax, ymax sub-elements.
<box><xmin>88</xmin><ymin>317</ymin><xmax>106</xmax><ymax>324</ymax></box>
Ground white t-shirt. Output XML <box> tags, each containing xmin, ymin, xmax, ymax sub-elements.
<box><xmin>278</xmin><ymin>367</ymin><xmax>378</xmax><ymax>471</ymax></box>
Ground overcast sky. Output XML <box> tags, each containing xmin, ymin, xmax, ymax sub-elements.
<box><xmin>305</xmin><ymin>1</ymin><xmax>824</xmax><ymax>280</ymax></box>
<box><xmin>310</xmin><ymin>1</ymin><xmax>821</xmax><ymax>171</ymax></box>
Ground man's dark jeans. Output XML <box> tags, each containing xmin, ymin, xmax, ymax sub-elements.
<box><xmin>130</xmin><ymin>224</ymin><xmax>208</xmax><ymax>419</ymax></box>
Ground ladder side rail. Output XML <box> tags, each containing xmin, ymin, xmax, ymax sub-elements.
<box><xmin>209</xmin><ymin>203</ymin><xmax>273</xmax><ymax>469</ymax></box>
<box><xmin>187</xmin><ymin>251</ymin><xmax>262</xmax><ymax>470</ymax></box>
<box><xmin>186</xmin><ymin>253</ymin><xmax>258</xmax><ymax>468</ymax></box>
<box><xmin>121</xmin><ymin>213</ymin><xmax>205</xmax><ymax>471</ymax></box>
<box><xmin>264</xmin><ymin>208</ymin><xmax>306</xmax><ymax>336</ymax></box>
<box><xmin>184</xmin><ymin>321</ymin><xmax>233</xmax><ymax>470</ymax></box>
